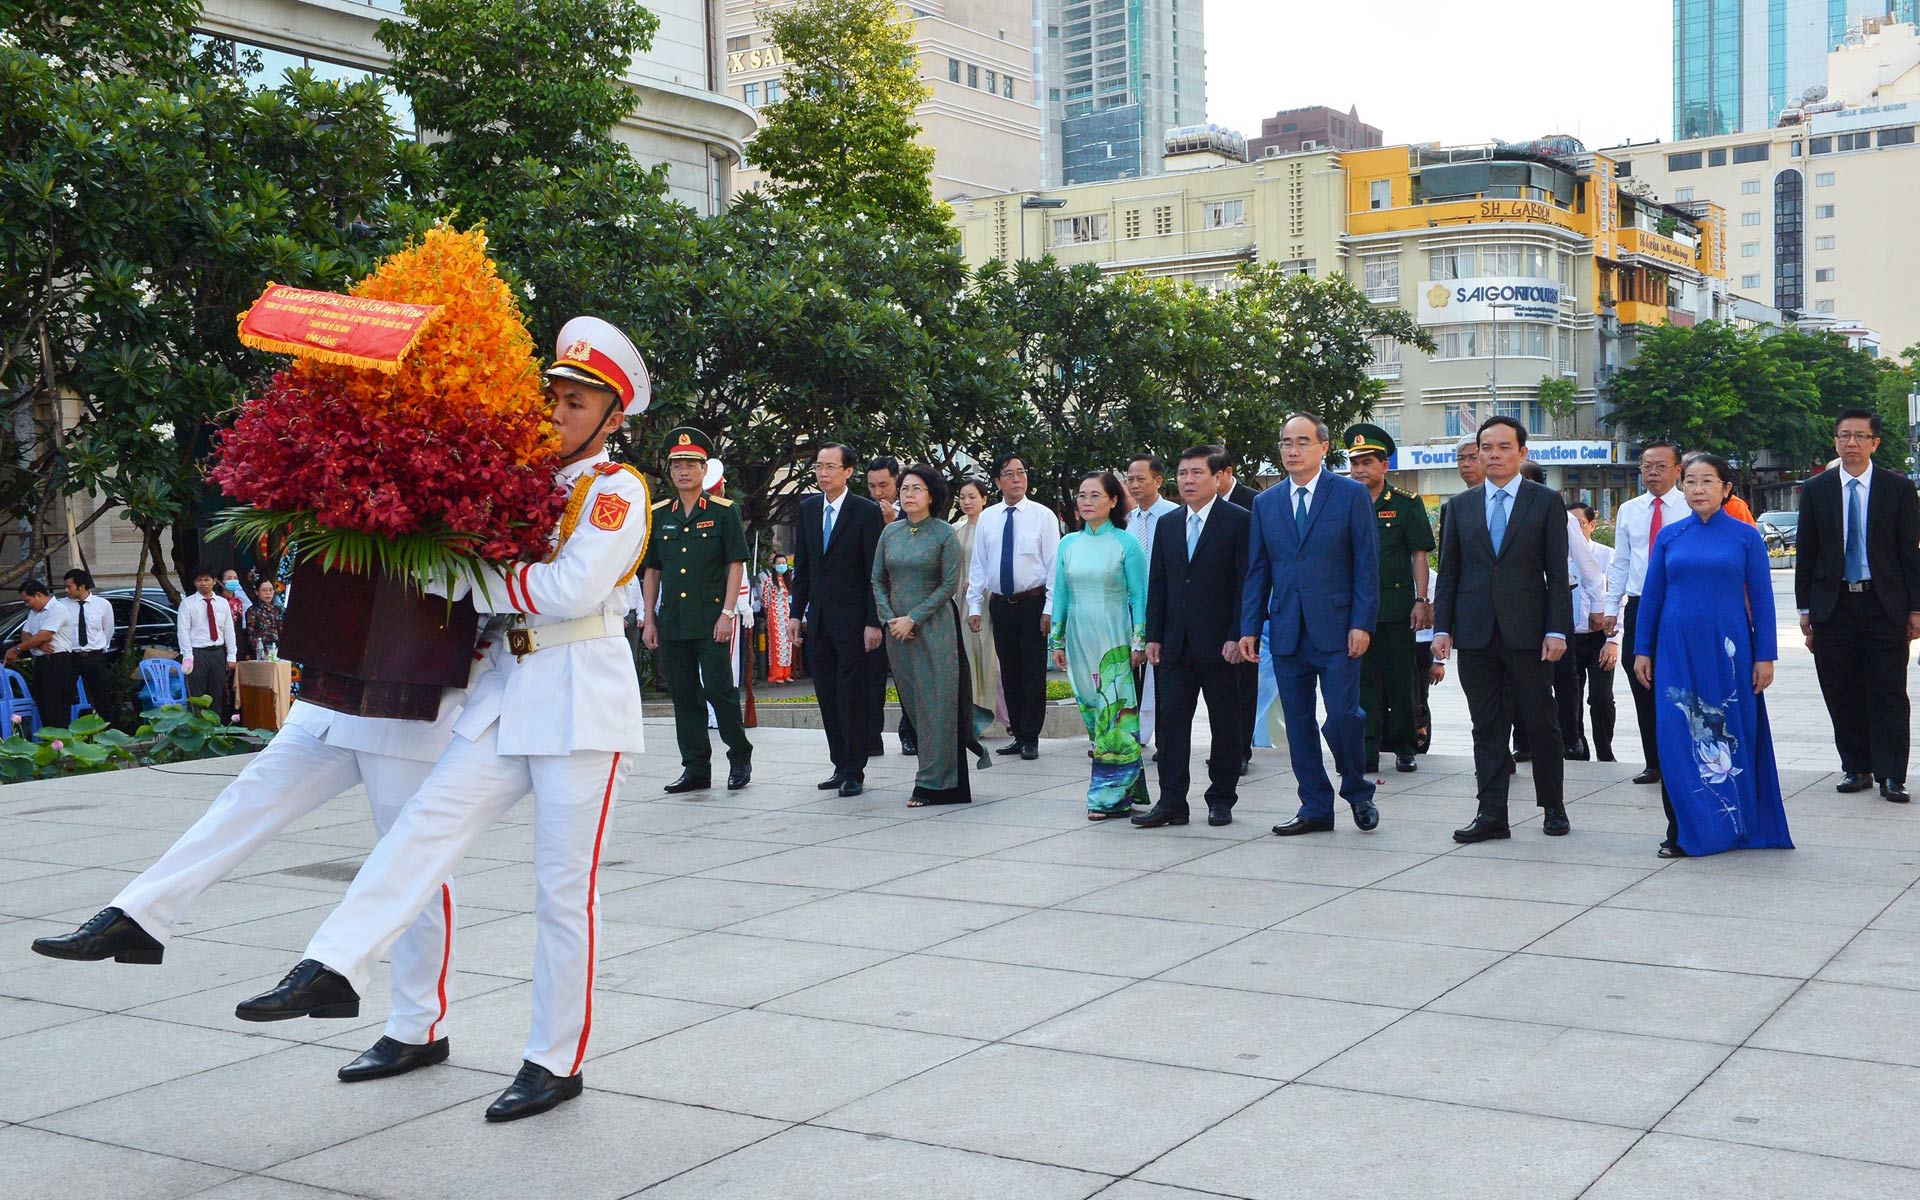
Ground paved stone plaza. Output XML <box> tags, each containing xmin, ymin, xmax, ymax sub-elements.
<box><xmin>3</xmin><ymin>576</ymin><xmax>1918</xmax><ymax>1199</ymax></box>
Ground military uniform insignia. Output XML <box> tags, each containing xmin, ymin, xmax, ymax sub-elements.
<box><xmin>589</xmin><ymin>491</ymin><xmax>630</xmax><ymax>531</ymax></box>
<box><xmin>563</xmin><ymin>338</ymin><xmax>593</xmax><ymax>362</ymax></box>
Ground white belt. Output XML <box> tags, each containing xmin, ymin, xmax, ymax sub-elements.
<box><xmin>505</xmin><ymin>611</ymin><xmax>623</xmax><ymax>658</ymax></box>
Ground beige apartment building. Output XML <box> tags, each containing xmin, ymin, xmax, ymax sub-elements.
<box><xmin>1603</xmin><ymin>19</ymin><xmax>1920</xmax><ymax>355</ymax></box>
<box><xmin>725</xmin><ymin>0</ymin><xmax>1043</xmax><ymax>201</ymax></box>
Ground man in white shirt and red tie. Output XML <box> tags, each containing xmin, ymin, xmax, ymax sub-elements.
<box><xmin>177</xmin><ymin>567</ymin><xmax>237</xmax><ymax>707</ymax></box>
<box><xmin>967</xmin><ymin>452</ymin><xmax>1061</xmax><ymax>760</ymax></box>
<box><xmin>1603</xmin><ymin>441</ymin><xmax>1689</xmax><ymax>785</ymax></box>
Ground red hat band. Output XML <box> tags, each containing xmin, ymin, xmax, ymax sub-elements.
<box><xmin>554</xmin><ymin>344</ymin><xmax>634</xmax><ymax>405</ymax></box>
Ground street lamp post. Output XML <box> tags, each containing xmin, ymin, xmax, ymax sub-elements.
<box><xmin>1019</xmin><ymin>196</ymin><xmax>1066</xmax><ymax>262</ymax></box>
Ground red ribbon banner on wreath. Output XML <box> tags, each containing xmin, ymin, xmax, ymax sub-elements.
<box><xmin>236</xmin><ymin>284</ymin><xmax>444</xmax><ymax>374</ymax></box>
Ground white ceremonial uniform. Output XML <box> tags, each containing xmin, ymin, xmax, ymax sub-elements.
<box><xmin>110</xmin><ymin>654</ymin><xmax>492</xmax><ymax>1045</ymax></box>
<box><xmin>303</xmin><ymin>450</ymin><xmax>650</xmax><ymax>1078</ymax></box>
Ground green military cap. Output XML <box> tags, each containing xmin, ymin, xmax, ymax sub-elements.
<box><xmin>664</xmin><ymin>425</ymin><xmax>714</xmax><ymax>463</ymax></box>
<box><xmin>1343</xmin><ymin>422</ymin><xmax>1395</xmax><ymax>462</ymax></box>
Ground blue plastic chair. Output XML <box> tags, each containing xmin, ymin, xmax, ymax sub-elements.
<box><xmin>70</xmin><ymin>676</ymin><xmax>93</xmax><ymax>724</ymax></box>
<box><xmin>2</xmin><ymin>666</ymin><xmax>41</xmax><ymax>738</ymax></box>
<box><xmin>139</xmin><ymin>658</ymin><xmax>189</xmax><ymax>708</ymax></box>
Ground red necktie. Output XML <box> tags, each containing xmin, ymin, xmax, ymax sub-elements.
<box><xmin>1649</xmin><ymin>496</ymin><xmax>1665</xmax><ymax>544</ymax></box>
<box><xmin>205</xmin><ymin>597</ymin><xmax>218</xmax><ymax>642</ymax></box>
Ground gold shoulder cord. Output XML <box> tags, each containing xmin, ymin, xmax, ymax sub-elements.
<box><xmin>548</xmin><ymin>466</ymin><xmax>653</xmax><ymax>586</ymax></box>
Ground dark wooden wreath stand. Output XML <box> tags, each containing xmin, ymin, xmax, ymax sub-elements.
<box><xmin>278</xmin><ymin>559</ymin><xmax>479</xmax><ymax>721</ymax></box>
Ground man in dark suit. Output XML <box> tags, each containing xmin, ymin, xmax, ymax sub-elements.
<box><xmin>864</xmin><ymin>455</ymin><xmax>914</xmax><ymax>757</ymax></box>
<box><xmin>1217</xmin><ymin>456</ymin><xmax>1261</xmax><ymax>772</ymax></box>
<box><xmin>1795</xmin><ymin>408</ymin><xmax>1920</xmax><ymax>803</ymax></box>
<box><xmin>788</xmin><ymin>443</ymin><xmax>885</xmax><ymax>796</ymax></box>
<box><xmin>1239</xmin><ymin>414</ymin><xmax>1380</xmax><ymax>836</ymax></box>
<box><xmin>1433</xmin><ymin>415</ymin><xmax>1574</xmax><ymax>842</ymax></box>
<box><xmin>1136</xmin><ymin>445</ymin><xmax>1251</xmax><ymax>829</ymax></box>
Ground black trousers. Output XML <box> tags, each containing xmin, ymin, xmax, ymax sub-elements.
<box><xmin>184</xmin><ymin>645</ymin><xmax>227</xmax><ymax>708</ymax></box>
<box><xmin>71</xmin><ymin>650</ymin><xmax>114</xmax><ymax>718</ymax></box>
<box><xmin>1571</xmin><ymin>632</ymin><xmax>1616</xmax><ymax>760</ymax></box>
<box><xmin>1812</xmin><ymin>589</ymin><xmax>1911</xmax><ymax>783</ymax></box>
<box><xmin>808</xmin><ymin>619</ymin><xmax>872</xmax><ymax>780</ymax></box>
<box><xmin>1153</xmin><ymin>657</ymin><xmax>1242</xmax><ymax>814</ymax></box>
<box><xmin>1458</xmin><ymin>636</ymin><xmax>1564</xmax><ymax>822</ymax></box>
<box><xmin>1553</xmin><ymin>650</ymin><xmax>1583</xmax><ymax>756</ymax></box>
<box><xmin>989</xmin><ymin>593</ymin><xmax>1048</xmax><ymax>744</ymax></box>
<box><xmin>1413</xmin><ymin>641</ymin><xmax>1434</xmax><ymax>753</ymax></box>
<box><xmin>1622</xmin><ymin>596</ymin><xmax>1660</xmax><ymax>772</ymax></box>
<box><xmin>27</xmin><ymin>651</ymin><xmax>77</xmax><ymax>726</ymax></box>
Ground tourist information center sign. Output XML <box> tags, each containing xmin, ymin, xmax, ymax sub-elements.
<box><xmin>1391</xmin><ymin>441</ymin><xmax>1620</xmax><ymax>471</ymax></box>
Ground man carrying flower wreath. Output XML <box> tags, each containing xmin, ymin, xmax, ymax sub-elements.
<box><xmin>235</xmin><ymin>317</ymin><xmax>655</xmax><ymax>1123</ymax></box>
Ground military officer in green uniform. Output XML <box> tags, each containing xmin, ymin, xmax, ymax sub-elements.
<box><xmin>1345</xmin><ymin>422</ymin><xmax>1435</xmax><ymax>775</ymax></box>
<box><xmin>641</xmin><ymin>426</ymin><xmax>753</xmax><ymax>793</ymax></box>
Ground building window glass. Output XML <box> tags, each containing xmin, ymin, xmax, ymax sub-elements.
<box><xmin>1815</xmin><ymin>204</ymin><xmax>1834</xmax><ymax>218</ymax></box>
<box><xmin>1481</xmin><ymin>244</ymin><xmax>1548</xmax><ymax>277</ymax></box>
<box><xmin>949</xmin><ymin>58</ymin><xmax>960</xmax><ymax>83</ymax></box>
<box><xmin>1740</xmin><ymin>241</ymin><xmax>1758</xmax><ymax>256</ymax></box>
<box><xmin>1674</xmin><ymin>187</ymin><xmax>1694</xmax><ymax>201</ymax></box>
<box><xmin>1836</xmin><ymin>131</ymin><xmax>1872</xmax><ymax>151</ymax></box>
<box><xmin>1774</xmin><ymin>169</ymin><xmax>1804</xmax><ymax>313</ymax></box>
<box><xmin>1810</xmin><ymin>136</ymin><xmax>1832</xmax><ymax>154</ymax></box>
<box><xmin>1708</xmin><ymin>148</ymin><xmax>1727</xmax><ymax>167</ymax></box>
<box><xmin>726</xmin><ymin>35</ymin><xmax>750</xmax><ymax>53</ymax></box>
<box><xmin>1815</xmin><ymin>234</ymin><xmax>1835</xmax><ymax>250</ymax></box>
<box><xmin>1368</xmin><ymin>179</ymin><xmax>1391</xmax><ymax>210</ymax></box>
<box><xmin>1740</xmin><ymin>273</ymin><xmax>1760</xmax><ymax>288</ymax></box>
<box><xmin>1429</xmin><ymin>247</ymin><xmax>1473</xmax><ymax>279</ymax></box>
<box><xmin>1002</xmin><ymin>75</ymin><xmax>1014</xmax><ymax>99</ymax></box>
<box><xmin>764</xmin><ymin>79</ymin><xmax>781</xmax><ymax>104</ymax></box>
<box><xmin>1731</xmin><ymin>143</ymin><xmax>1768</xmax><ymax>164</ymax></box>
<box><xmin>1435</xmin><ymin>325</ymin><xmax>1484</xmax><ymax>359</ymax></box>
<box><xmin>1557</xmin><ymin>327</ymin><xmax>1573</xmax><ymax>373</ymax></box>
<box><xmin>1201</xmin><ymin>199</ymin><xmax>1246</xmax><ymax>229</ymax></box>
<box><xmin>1814</xmin><ymin>171</ymin><xmax>1835</xmax><ymax>186</ymax></box>
<box><xmin>1816</xmin><ymin>299</ymin><xmax>1837</xmax><ymax>313</ymax></box>
<box><xmin>1881</xmin><ymin>126</ymin><xmax>1916</xmax><ymax>146</ymax></box>
<box><xmin>1557</xmin><ymin>252</ymin><xmax>1573</xmax><ymax>291</ymax></box>
<box><xmin>1052</xmin><ymin>214</ymin><xmax>1109</xmax><ymax>245</ymax></box>
<box><xmin>1361</xmin><ymin>255</ymin><xmax>1399</xmax><ymax>301</ymax></box>
<box><xmin>1815</xmin><ymin>267</ymin><xmax>1834</xmax><ymax>282</ymax></box>
<box><xmin>1667</xmin><ymin>151</ymin><xmax>1703</xmax><ymax>171</ymax></box>
<box><xmin>743</xmin><ymin>82</ymin><xmax>759</xmax><ymax>107</ymax></box>
<box><xmin>1740</xmin><ymin>179</ymin><xmax>1760</xmax><ymax>194</ymax></box>
<box><xmin>1741</xmin><ymin>211</ymin><xmax>1760</xmax><ymax>226</ymax></box>
<box><xmin>1366</xmin><ymin>335</ymin><xmax>1401</xmax><ymax>378</ymax></box>
<box><xmin>984</xmin><ymin>69</ymin><xmax>996</xmax><ymax>93</ymax></box>
<box><xmin>967</xmin><ymin>64</ymin><xmax>978</xmax><ymax>88</ymax></box>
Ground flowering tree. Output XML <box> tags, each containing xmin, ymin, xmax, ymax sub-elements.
<box><xmin>0</xmin><ymin>5</ymin><xmax>430</xmax><ymax>595</ymax></box>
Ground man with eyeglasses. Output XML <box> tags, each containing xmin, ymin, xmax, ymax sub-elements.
<box><xmin>1795</xmin><ymin>409</ymin><xmax>1920</xmax><ymax>803</ymax></box>
<box><xmin>1602</xmin><ymin>440</ymin><xmax>1690</xmax><ymax>785</ymax></box>
<box><xmin>966</xmin><ymin>452</ymin><xmax>1060</xmax><ymax>759</ymax></box>
<box><xmin>789</xmin><ymin>444</ymin><xmax>886</xmax><ymax>795</ymax></box>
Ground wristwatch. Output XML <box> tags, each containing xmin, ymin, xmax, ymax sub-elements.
<box><xmin>1414</xmin><ymin>596</ymin><xmax>1431</xmax><ymax>604</ymax></box>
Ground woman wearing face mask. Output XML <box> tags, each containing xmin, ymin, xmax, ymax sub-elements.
<box><xmin>762</xmin><ymin>554</ymin><xmax>795</xmax><ymax>683</ymax></box>
<box><xmin>1632</xmin><ymin>451</ymin><xmax>1791</xmax><ymax>858</ymax></box>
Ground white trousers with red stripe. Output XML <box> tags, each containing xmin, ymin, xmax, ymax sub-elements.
<box><xmin>305</xmin><ymin>725</ymin><xmax>623</xmax><ymax>1077</ymax></box>
<box><xmin>110</xmin><ymin>726</ymin><xmax>457</xmax><ymax>1045</ymax></box>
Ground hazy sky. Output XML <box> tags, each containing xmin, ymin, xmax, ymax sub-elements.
<box><xmin>1203</xmin><ymin>0</ymin><xmax>1675</xmax><ymax>151</ymax></box>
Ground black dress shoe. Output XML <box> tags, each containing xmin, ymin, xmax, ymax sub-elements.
<box><xmin>1207</xmin><ymin>807</ymin><xmax>1232</xmax><ymax>827</ymax></box>
<box><xmin>30</xmin><ymin>906</ymin><xmax>164</xmax><ymax>964</ymax></box>
<box><xmin>726</xmin><ymin>763</ymin><xmax>752</xmax><ymax>790</ymax></box>
<box><xmin>1513</xmin><ymin>750</ymin><xmax>1532</xmax><ymax>763</ymax></box>
<box><xmin>868</xmin><ymin>740</ymin><xmax>886</xmax><ymax>757</ymax></box>
<box><xmin>839</xmin><ymin>779</ymin><xmax>864</xmax><ymax>797</ymax></box>
<box><xmin>996</xmin><ymin>740</ymin><xmax>1023</xmax><ymax>756</ymax></box>
<box><xmin>1240</xmin><ymin>757</ymin><xmax>1251</xmax><ymax>777</ymax></box>
<box><xmin>485</xmin><ymin>1060</ymin><xmax>583</xmax><ymax>1122</ymax></box>
<box><xmin>338</xmin><ymin>1036</ymin><xmax>451</xmax><ymax>1082</ymax></box>
<box><xmin>1836</xmin><ymin>772</ymin><xmax>1875</xmax><ymax>793</ymax></box>
<box><xmin>1452</xmin><ymin>817</ymin><xmax>1512</xmax><ymax>843</ymax></box>
<box><xmin>1395</xmin><ymin>754</ymin><xmax>1417</xmax><ymax>773</ymax></box>
<box><xmin>1364</xmin><ymin>757</ymin><xmax>1380</xmax><ymax>774</ymax></box>
<box><xmin>817</xmin><ymin>773</ymin><xmax>847</xmax><ymax>790</ymax></box>
<box><xmin>1131</xmin><ymin>806</ymin><xmax>1189</xmax><ymax>828</ymax></box>
<box><xmin>235</xmin><ymin>959</ymin><xmax>360</xmax><ymax>1022</ymax></box>
<box><xmin>1632</xmin><ymin>767</ymin><xmax>1662</xmax><ymax>785</ymax></box>
<box><xmin>1019</xmin><ymin>743</ymin><xmax>1038</xmax><ymax>760</ymax></box>
<box><xmin>899</xmin><ymin>736</ymin><xmax>918</xmax><ymax>756</ymax></box>
<box><xmin>1882</xmin><ymin>780</ymin><xmax>1911</xmax><ymax>803</ymax></box>
<box><xmin>1351</xmin><ymin>800</ymin><xmax>1380</xmax><ymax>832</ymax></box>
<box><xmin>1272</xmin><ymin>817</ymin><xmax>1335</xmax><ymax>836</ymax></box>
<box><xmin>1542</xmin><ymin>805</ymin><xmax>1571</xmax><ymax>836</ymax></box>
<box><xmin>1597</xmin><ymin>748</ymin><xmax>1616</xmax><ymax>763</ymax></box>
<box><xmin>663</xmin><ymin>771</ymin><xmax>710</xmax><ymax>794</ymax></box>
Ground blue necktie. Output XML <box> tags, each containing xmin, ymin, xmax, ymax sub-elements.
<box><xmin>1000</xmin><ymin>505</ymin><xmax>1018</xmax><ymax>596</ymax></box>
<box><xmin>1490</xmin><ymin>489</ymin><xmax>1509</xmax><ymax>554</ymax></box>
<box><xmin>1294</xmin><ymin>486</ymin><xmax>1308</xmax><ymax>527</ymax></box>
<box><xmin>822</xmin><ymin>501</ymin><xmax>835</xmax><ymax>550</ymax></box>
<box><xmin>1845</xmin><ymin>479</ymin><xmax>1867</xmax><ymax>583</ymax></box>
<box><xmin>1186</xmin><ymin>512</ymin><xmax>1201</xmax><ymax>559</ymax></box>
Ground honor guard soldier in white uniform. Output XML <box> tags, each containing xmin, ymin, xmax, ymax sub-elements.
<box><xmin>30</xmin><ymin>671</ymin><xmax>493</xmax><ymax>1081</ymax></box>
<box><xmin>236</xmin><ymin>316</ymin><xmax>653</xmax><ymax>1124</ymax></box>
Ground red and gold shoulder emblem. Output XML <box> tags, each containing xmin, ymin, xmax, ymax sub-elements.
<box><xmin>589</xmin><ymin>491</ymin><xmax>631</xmax><ymax>531</ymax></box>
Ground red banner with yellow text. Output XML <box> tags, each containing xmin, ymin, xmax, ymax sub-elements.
<box><xmin>237</xmin><ymin>284</ymin><xmax>443</xmax><ymax>374</ymax></box>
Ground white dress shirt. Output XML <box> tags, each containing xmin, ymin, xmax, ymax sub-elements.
<box><xmin>1183</xmin><ymin>496</ymin><xmax>1219</xmax><ymax>544</ymax></box>
<box><xmin>966</xmin><ymin>497</ymin><xmax>1062</xmax><ymax>615</ymax></box>
<box><xmin>22</xmin><ymin>602</ymin><xmax>76</xmax><ymax>655</ymax></box>
<box><xmin>1579</xmin><ymin>541</ymin><xmax>1622</xmax><ymax>645</ymax></box>
<box><xmin>1284</xmin><ymin>469</ymin><xmax>1325</xmax><ymax>515</ymax></box>
<box><xmin>1836</xmin><ymin>463</ymin><xmax>1874</xmax><ymax>581</ymax></box>
<box><xmin>1484</xmin><ymin>476</ymin><xmax>1522</xmax><ymax>534</ymax></box>
<box><xmin>177</xmin><ymin>590</ymin><xmax>237</xmax><ymax>659</ymax></box>
<box><xmin>1127</xmin><ymin>495</ymin><xmax>1180</xmax><ymax>553</ymax></box>
<box><xmin>1567</xmin><ymin>512</ymin><xmax>1602</xmax><ymax>628</ymax></box>
<box><xmin>1603</xmin><ymin>487</ymin><xmax>1690</xmax><ymax>614</ymax></box>
<box><xmin>65</xmin><ymin>594</ymin><xmax>114</xmax><ymax>653</ymax></box>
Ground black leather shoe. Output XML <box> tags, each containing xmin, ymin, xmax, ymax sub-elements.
<box><xmin>868</xmin><ymin>740</ymin><xmax>886</xmax><ymax>757</ymax></box>
<box><xmin>1513</xmin><ymin>750</ymin><xmax>1532</xmax><ymax>763</ymax></box>
<box><xmin>726</xmin><ymin>763</ymin><xmax>751</xmax><ymax>790</ymax></box>
<box><xmin>1019</xmin><ymin>743</ymin><xmax>1038</xmax><ymax>760</ymax></box>
<box><xmin>1542</xmin><ymin>805</ymin><xmax>1571</xmax><ymax>836</ymax></box>
<box><xmin>899</xmin><ymin>736</ymin><xmax>918</xmax><ymax>756</ymax></box>
<box><xmin>1395</xmin><ymin>755</ymin><xmax>1417</xmax><ymax>773</ymax></box>
<box><xmin>1453</xmin><ymin>817</ymin><xmax>1512</xmax><ymax>843</ymax></box>
<box><xmin>30</xmin><ymin>907</ymin><xmax>164</xmax><ymax>964</ymax></box>
<box><xmin>1882</xmin><ymin>780</ymin><xmax>1911</xmax><ymax>803</ymax></box>
<box><xmin>1208</xmin><ymin>806</ymin><xmax>1232</xmax><ymax>827</ymax></box>
<box><xmin>1240</xmin><ymin>757</ymin><xmax>1251</xmax><ymax>777</ymax></box>
<box><xmin>996</xmin><ymin>740</ymin><xmax>1023</xmax><ymax>756</ymax></box>
<box><xmin>1632</xmin><ymin>767</ymin><xmax>1662</xmax><ymax>785</ymax></box>
<box><xmin>1364</xmin><ymin>758</ymin><xmax>1380</xmax><ymax>775</ymax></box>
<box><xmin>484</xmin><ymin>1060</ymin><xmax>583</xmax><ymax>1122</ymax></box>
<box><xmin>1351</xmin><ymin>800</ymin><xmax>1380</xmax><ymax>832</ymax></box>
<box><xmin>662</xmin><ymin>771</ymin><xmax>710</xmax><ymax>794</ymax></box>
<box><xmin>1272</xmin><ymin>817</ymin><xmax>1335</xmax><ymax>836</ymax></box>
<box><xmin>338</xmin><ymin>1036</ymin><xmax>450</xmax><ymax>1082</ymax></box>
<box><xmin>817</xmin><ymin>773</ymin><xmax>847</xmax><ymax>790</ymax></box>
<box><xmin>1837</xmin><ymin>772</ymin><xmax>1875</xmax><ymax>793</ymax></box>
<box><xmin>235</xmin><ymin>959</ymin><xmax>360</xmax><ymax>1022</ymax></box>
<box><xmin>1131</xmin><ymin>806</ymin><xmax>1189</xmax><ymax>828</ymax></box>
<box><xmin>839</xmin><ymin>779</ymin><xmax>865</xmax><ymax>797</ymax></box>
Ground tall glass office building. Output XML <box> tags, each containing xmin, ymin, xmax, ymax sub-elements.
<box><xmin>1674</xmin><ymin>1</ymin><xmax>1897</xmax><ymax>138</ymax></box>
<box><xmin>1043</xmin><ymin>0</ymin><xmax>1207</xmax><ymax>185</ymax></box>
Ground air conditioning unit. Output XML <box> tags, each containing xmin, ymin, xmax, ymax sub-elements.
<box><xmin>1301</xmin><ymin>139</ymin><xmax>1318</xmax><ymax>150</ymax></box>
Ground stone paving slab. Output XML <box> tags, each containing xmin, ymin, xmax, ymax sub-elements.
<box><xmin>5</xmin><ymin>607</ymin><xmax>1920</xmax><ymax>1198</ymax></box>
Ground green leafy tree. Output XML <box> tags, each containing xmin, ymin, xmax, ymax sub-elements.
<box><xmin>1537</xmin><ymin>375</ymin><xmax>1579</xmax><ymax>437</ymax></box>
<box><xmin>749</xmin><ymin>0</ymin><xmax>945</xmax><ymax>238</ymax></box>
<box><xmin>1604</xmin><ymin>322</ymin><xmax>1826</xmax><ymax>473</ymax></box>
<box><xmin>1</xmin><ymin>5</ymin><xmax>431</xmax><ymax>595</ymax></box>
<box><xmin>1768</xmin><ymin>326</ymin><xmax>1902</xmax><ymax>469</ymax></box>
<box><xmin>1873</xmin><ymin>342</ymin><xmax>1920</xmax><ymax>472</ymax></box>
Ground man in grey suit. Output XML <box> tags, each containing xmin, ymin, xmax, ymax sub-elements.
<box><xmin>1433</xmin><ymin>415</ymin><xmax>1574</xmax><ymax>842</ymax></box>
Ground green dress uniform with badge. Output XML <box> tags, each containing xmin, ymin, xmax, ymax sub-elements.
<box><xmin>1348</xmin><ymin>423</ymin><xmax>1435</xmax><ymax>772</ymax></box>
<box><xmin>642</xmin><ymin>427</ymin><xmax>753</xmax><ymax>790</ymax></box>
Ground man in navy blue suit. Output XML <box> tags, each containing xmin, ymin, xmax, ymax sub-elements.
<box><xmin>1239</xmin><ymin>413</ymin><xmax>1381</xmax><ymax>835</ymax></box>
